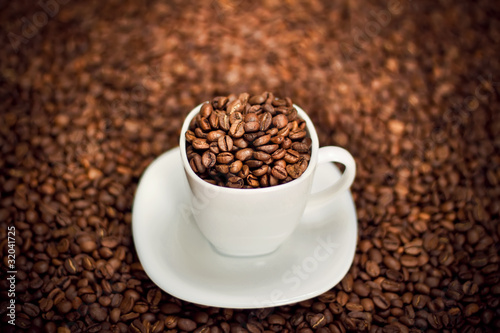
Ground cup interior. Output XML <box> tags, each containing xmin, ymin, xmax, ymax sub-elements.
<box><xmin>179</xmin><ymin>103</ymin><xmax>320</xmax><ymax>193</ymax></box>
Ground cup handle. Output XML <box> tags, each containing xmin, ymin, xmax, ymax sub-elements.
<box><xmin>307</xmin><ymin>146</ymin><xmax>356</xmax><ymax>208</ymax></box>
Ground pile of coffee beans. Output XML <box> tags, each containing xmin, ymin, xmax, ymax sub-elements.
<box><xmin>1</xmin><ymin>0</ymin><xmax>500</xmax><ymax>332</ymax></box>
<box><xmin>185</xmin><ymin>93</ymin><xmax>312</xmax><ymax>188</ymax></box>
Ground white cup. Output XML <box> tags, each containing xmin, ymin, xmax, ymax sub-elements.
<box><xmin>179</xmin><ymin>103</ymin><xmax>356</xmax><ymax>256</ymax></box>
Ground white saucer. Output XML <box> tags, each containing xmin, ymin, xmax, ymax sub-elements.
<box><xmin>132</xmin><ymin>147</ymin><xmax>357</xmax><ymax>309</ymax></box>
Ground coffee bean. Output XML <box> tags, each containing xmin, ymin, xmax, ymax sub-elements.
<box><xmin>309</xmin><ymin>313</ymin><xmax>326</xmax><ymax>329</ymax></box>
<box><xmin>384</xmin><ymin>255</ymin><xmax>401</xmax><ymax>271</ymax></box>
<box><xmin>382</xmin><ymin>279</ymin><xmax>402</xmax><ymax>292</ymax></box>
<box><xmin>218</xmin><ymin>113</ymin><xmax>230</xmax><ymax>131</ymax></box>
<box><xmin>39</xmin><ymin>298</ymin><xmax>53</xmax><ymax>312</ymax></box>
<box><xmin>216</xmin><ymin>152</ymin><xmax>234</xmax><ymax>164</ymax></box>
<box><xmin>248</xmin><ymin>94</ymin><xmax>266</xmax><ymax>105</ymax></box>
<box><xmin>198</xmin><ymin>117</ymin><xmax>211</xmax><ymax>131</ymax></box>
<box><xmin>271</xmin><ymin>148</ymin><xmax>286</xmax><ymax>160</ymax></box>
<box><xmin>120</xmin><ymin>296</ymin><xmax>135</xmax><ymax>313</ymax></box>
<box><xmin>238</xmin><ymin>165</ymin><xmax>250</xmax><ymax>178</ymax></box>
<box><xmin>244</xmin><ymin>121</ymin><xmax>260</xmax><ymax>133</ymax></box>
<box><xmin>207</xmin><ymin>130</ymin><xmax>225</xmax><ymax>142</ymax></box>
<box><xmin>365</xmin><ymin>260</ymin><xmax>380</xmax><ymax>277</ymax></box>
<box><xmin>209</xmin><ymin>111</ymin><xmax>219</xmax><ymax>129</ymax></box>
<box><xmin>192</xmin><ymin>138</ymin><xmax>210</xmax><ymax>150</ymax></box>
<box><xmin>217</xmin><ymin>135</ymin><xmax>233</xmax><ymax>152</ymax></box>
<box><xmin>270</xmin><ymin>135</ymin><xmax>284</xmax><ymax>145</ymax></box>
<box><xmin>245</xmin><ymin>159</ymin><xmax>263</xmax><ymax>168</ymax></box>
<box><xmin>253</xmin><ymin>165</ymin><xmax>269</xmax><ymax>177</ymax></box>
<box><xmin>271</xmin><ymin>165</ymin><xmax>287</xmax><ymax>180</ymax></box>
<box><xmin>284</xmin><ymin>149</ymin><xmax>301</xmax><ymax>164</ymax></box>
<box><xmin>257</xmin><ymin>144</ymin><xmax>278</xmax><ymax>154</ymax></box>
<box><xmin>226</xmin><ymin>99</ymin><xmax>244</xmax><ymax>115</ymax></box>
<box><xmin>56</xmin><ymin>299</ymin><xmax>72</xmax><ymax>314</ymax></box>
<box><xmin>286</xmin><ymin>163</ymin><xmax>301</xmax><ymax>179</ymax></box>
<box><xmin>292</xmin><ymin>142</ymin><xmax>310</xmax><ymax>153</ymax></box>
<box><xmin>227</xmin><ymin>176</ymin><xmax>244</xmax><ymax>188</ymax></box>
<box><xmin>235</xmin><ymin>148</ymin><xmax>254</xmax><ymax>161</ymax></box>
<box><xmin>178</xmin><ymin>318</ymin><xmax>197</xmax><ymax>331</ymax></box>
<box><xmin>353</xmin><ymin>280</ymin><xmax>370</xmax><ymax>297</ymax></box>
<box><xmin>89</xmin><ymin>303</ymin><xmax>108</xmax><ymax>322</ymax></box>
<box><xmin>229</xmin><ymin>121</ymin><xmax>245</xmax><ymax>138</ymax></box>
<box><xmin>259</xmin><ymin>112</ymin><xmax>273</xmax><ymax>131</ymax></box>
<box><xmin>64</xmin><ymin>258</ymin><xmax>79</xmax><ymax>274</ymax></box>
<box><xmin>133</xmin><ymin>301</ymin><xmax>149</xmax><ymax>313</ymax></box>
<box><xmin>33</xmin><ymin>261</ymin><xmax>49</xmax><ymax>274</ymax></box>
<box><xmin>373</xmin><ymin>295</ymin><xmax>390</xmax><ymax>310</ymax></box>
<box><xmin>22</xmin><ymin>303</ymin><xmax>40</xmax><ymax>317</ymax></box>
<box><xmin>253</xmin><ymin>151</ymin><xmax>271</xmax><ymax>161</ymax></box>
<box><xmin>272</xmin><ymin>114</ymin><xmax>288</xmax><ymax>129</ymax></box>
<box><xmin>229</xmin><ymin>111</ymin><xmax>243</xmax><ymax>125</ymax></box>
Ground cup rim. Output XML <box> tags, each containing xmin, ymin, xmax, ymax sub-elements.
<box><xmin>179</xmin><ymin>102</ymin><xmax>320</xmax><ymax>194</ymax></box>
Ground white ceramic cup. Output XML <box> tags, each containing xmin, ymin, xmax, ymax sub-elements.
<box><xmin>179</xmin><ymin>103</ymin><xmax>356</xmax><ymax>256</ymax></box>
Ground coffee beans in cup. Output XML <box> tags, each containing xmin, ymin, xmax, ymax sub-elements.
<box><xmin>184</xmin><ymin>92</ymin><xmax>312</xmax><ymax>188</ymax></box>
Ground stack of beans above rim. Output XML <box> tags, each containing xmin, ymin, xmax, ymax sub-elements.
<box><xmin>185</xmin><ymin>92</ymin><xmax>312</xmax><ymax>188</ymax></box>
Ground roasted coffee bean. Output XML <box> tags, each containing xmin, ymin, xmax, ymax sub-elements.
<box><xmin>292</xmin><ymin>141</ymin><xmax>311</xmax><ymax>153</ymax></box>
<box><xmin>246</xmin><ymin>174</ymin><xmax>260</xmax><ymax>187</ymax></box>
<box><xmin>64</xmin><ymin>258</ymin><xmax>79</xmax><ymax>274</ymax></box>
<box><xmin>365</xmin><ymin>260</ymin><xmax>380</xmax><ymax>277</ymax></box>
<box><xmin>209</xmin><ymin>111</ymin><xmax>219</xmax><ymax>129</ymax></box>
<box><xmin>235</xmin><ymin>148</ymin><xmax>254</xmax><ymax>161</ymax></box>
<box><xmin>274</xmin><ymin>159</ymin><xmax>287</xmax><ymax>169</ymax></box>
<box><xmin>207</xmin><ymin>130</ymin><xmax>225</xmax><ymax>142</ymax></box>
<box><xmin>244</xmin><ymin>121</ymin><xmax>260</xmax><ymax>133</ymax></box>
<box><xmin>185</xmin><ymin>130</ymin><xmax>196</xmax><ymax>143</ymax></box>
<box><xmin>259</xmin><ymin>174</ymin><xmax>269</xmax><ymax>187</ymax></box>
<box><xmin>277</xmin><ymin>125</ymin><xmax>290</xmax><ymax>138</ymax></box>
<box><xmin>198</xmin><ymin>117</ymin><xmax>211</xmax><ymax>131</ymax></box>
<box><xmin>190</xmin><ymin>154</ymin><xmax>205</xmax><ymax>173</ymax></box>
<box><xmin>284</xmin><ymin>149</ymin><xmax>301</xmax><ymax>163</ymax></box>
<box><xmin>216</xmin><ymin>152</ymin><xmax>234</xmax><ymax>164</ymax></box>
<box><xmin>200</xmin><ymin>103</ymin><xmax>213</xmax><ymax>118</ymax></box>
<box><xmin>202</xmin><ymin>151</ymin><xmax>217</xmax><ymax>168</ymax></box>
<box><xmin>89</xmin><ymin>304</ymin><xmax>108</xmax><ymax>322</ymax></box>
<box><xmin>218</xmin><ymin>113</ymin><xmax>230</xmax><ymax>131</ymax></box>
<box><xmin>271</xmin><ymin>148</ymin><xmax>286</xmax><ymax>160</ymax></box>
<box><xmin>229</xmin><ymin>111</ymin><xmax>243</xmax><ymax>124</ymax></box>
<box><xmin>257</xmin><ymin>144</ymin><xmax>279</xmax><ymax>153</ymax></box>
<box><xmin>229</xmin><ymin>160</ymin><xmax>243</xmax><ymax>174</ymax></box>
<box><xmin>238</xmin><ymin>165</ymin><xmax>250</xmax><ymax>178</ymax></box>
<box><xmin>244</xmin><ymin>131</ymin><xmax>264</xmax><ymax>142</ymax></box>
<box><xmin>22</xmin><ymin>303</ymin><xmax>40</xmax><ymax>317</ymax></box>
<box><xmin>226</xmin><ymin>99</ymin><xmax>244</xmax><ymax>115</ymax></box>
<box><xmin>229</xmin><ymin>121</ymin><xmax>245</xmax><ymax>138</ymax></box>
<box><xmin>373</xmin><ymin>295</ymin><xmax>390</xmax><ymax>310</ymax></box>
<box><xmin>178</xmin><ymin>318</ymin><xmax>197</xmax><ymax>331</ymax></box>
<box><xmin>218</xmin><ymin>135</ymin><xmax>233</xmax><ymax>152</ymax></box>
<box><xmin>253</xmin><ymin>151</ymin><xmax>271</xmax><ymax>161</ymax></box>
<box><xmin>271</xmin><ymin>165</ymin><xmax>288</xmax><ymax>180</ymax></box>
<box><xmin>227</xmin><ymin>176</ymin><xmax>244</xmax><ymax>188</ymax></box>
<box><xmin>259</xmin><ymin>112</ymin><xmax>273</xmax><ymax>131</ymax></box>
<box><xmin>253</xmin><ymin>134</ymin><xmax>271</xmax><ymax>146</ymax></box>
<box><xmin>272</xmin><ymin>114</ymin><xmax>288</xmax><ymax>129</ymax></box>
<box><xmin>192</xmin><ymin>138</ymin><xmax>210</xmax><ymax>150</ymax></box>
<box><xmin>245</xmin><ymin>113</ymin><xmax>259</xmax><ymax>122</ymax></box>
<box><xmin>270</xmin><ymin>135</ymin><xmax>284</xmax><ymax>144</ymax></box>
<box><xmin>253</xmin><ymin>165</ymin><xmax>269</xmax><ymax>177</ymax></box>
<box><xmin>245</xmin><ymin>159</ymin><xmax>263</xmax><ymax>168</ymax></box>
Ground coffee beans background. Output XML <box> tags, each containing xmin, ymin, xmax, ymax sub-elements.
<box><xmin>1</xmin><ymin>0</ymin><xmax>499</xmax><ymax>332</ymax></box>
